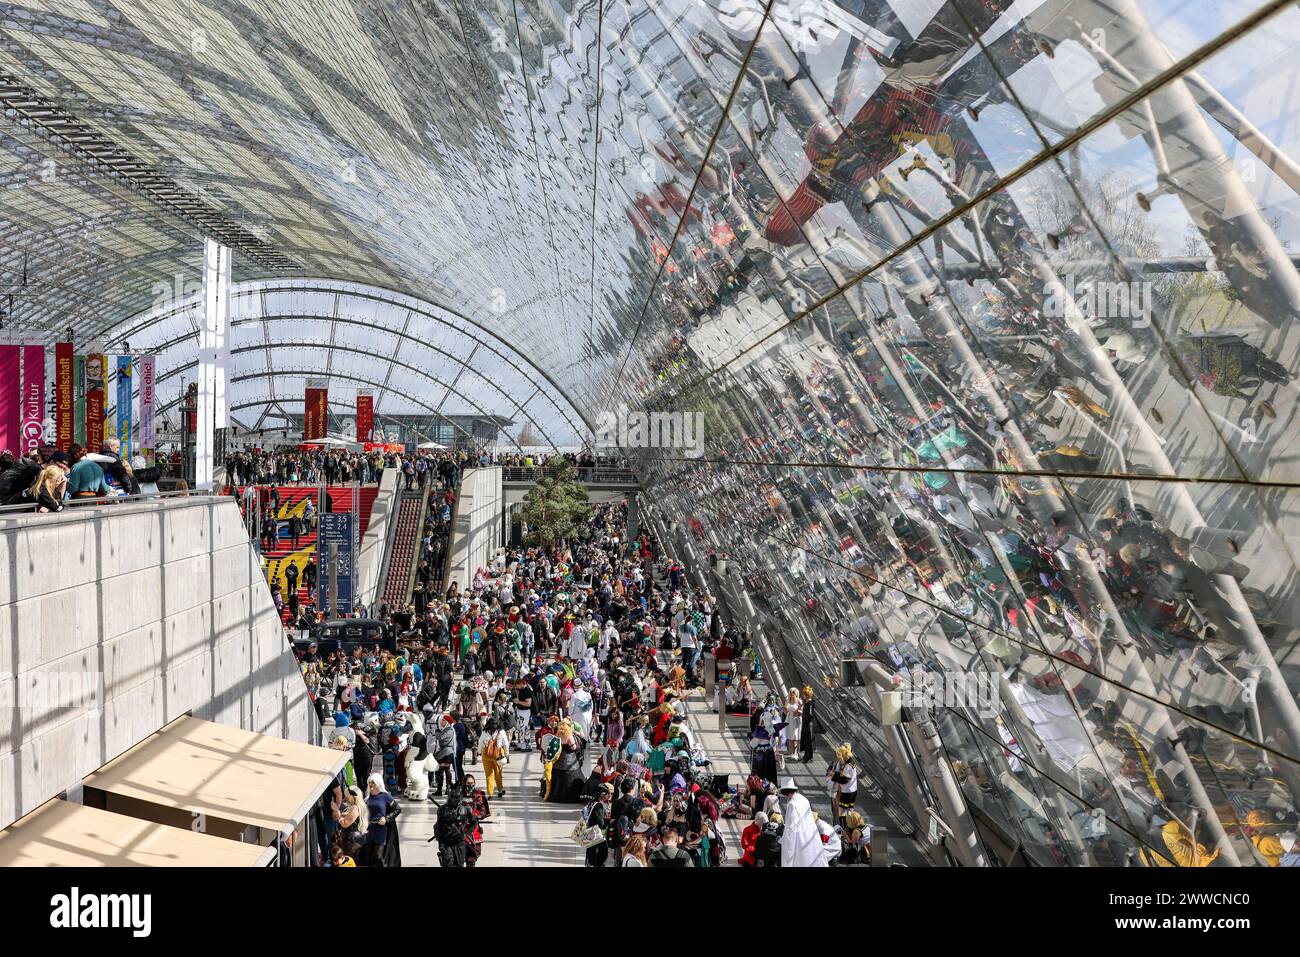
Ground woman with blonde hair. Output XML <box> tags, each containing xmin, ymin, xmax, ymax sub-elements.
<box><xmin>784</xmin><ymin>687</ymin><xmax>803</xmax><ymax>758</ymax></box>
<box><xmin>632</xmin><ymin>805</ymin><xmax>661</xmax><ymax>851</ymax></box>
<box><xmin>337</xmin><ymin>784</ymin><xmax>367</xmax><ymax>863</ymax></box>
<box><xmin>828</xmin><ymin>742</ymin><xmax>859</xmax><ymax>827</ymax></box>
<box><xmin>28</xmin><ymin>463</ymin><xmax>68</xmax><ymax>513</ymax></box>
<box><xmin>621</xmin><ymin>833</ymin><xmax>649</xmax><ymax>867</ymax></box>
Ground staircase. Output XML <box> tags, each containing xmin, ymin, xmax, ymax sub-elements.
<box><xmin>242</xmin><ymin>485</ymin><xmax>380</xmax><ymax>623</ymax></box>
<box><xmin>381</xmin><ymin>489</ymin><xmax>426</xmax><ymax>609</ymax></box>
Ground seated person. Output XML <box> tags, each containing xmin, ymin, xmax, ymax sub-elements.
<box><xmin>836</xmin><ymin>811</ymin><xmax>870</xmax><ymax>866</ymax></box>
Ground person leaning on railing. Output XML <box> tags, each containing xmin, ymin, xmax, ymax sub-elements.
<box><xmin>0</xmin><ymin>449</ymin><xmax>72</xmax><ymax>512</ymax></box>
<box><xmin>65</xmin><ymin>444</ymin><xmax>114</xmax><ymax>499</ymax></box>
<box><xmin>0</xmin><ymin>447</ymin><xmax>69</xmax><ymax>509</ymax></box>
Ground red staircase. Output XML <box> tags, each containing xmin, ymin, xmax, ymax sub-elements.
<box><xmin>242</xmin><ymin>485</ymin><xmax>380</xmax><ymax>623</ymax></box>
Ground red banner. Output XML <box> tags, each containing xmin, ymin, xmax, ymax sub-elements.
<box><xmin>0</xmin><ymin>346</ymin><xmax>18</xmax><ymax>454</ymax></box>
<box><xmin>304</xmin><ymin>386</ymin><xmax>328</xmax><ymax>440</ymax></box>
<box><xmin>55</xmin><ymin>342</ymin><xmax>73</xmax><ymax>451</ymax></box>
<box><xmin>356</xmin><ymin>393</ymin><xmax>374</xmax><ymax>444</ymax></box>
<box><xmin>85</xmin><ymin>353</ymin><xmax>106</xmax><ymax>452</ymax></box>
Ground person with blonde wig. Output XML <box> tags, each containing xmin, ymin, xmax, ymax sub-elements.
<box><xmin>28</xmin><ymin>463</ymin><xmax>68</xmax><ymax>513</ymax></box>
<box><xmin>828</xmin><ymin>742</ymin><xmax>859</xmax><ymax>826</ymax></box>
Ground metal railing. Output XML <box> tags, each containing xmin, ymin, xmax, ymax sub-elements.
<box><xmin>0</xmin><ymin>487</ymin><xmax>223</xmax><ymax>524</ymax></box>
<box><xmin>500</xmin><ymin>465</ymin><xmax>637</xmax><ymax>485</ymax></box>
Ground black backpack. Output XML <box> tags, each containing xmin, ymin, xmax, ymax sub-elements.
<box><xmin>650</xmin><ymin>847</ymin><xmax>691</xmax><ymax>867</ymax></box>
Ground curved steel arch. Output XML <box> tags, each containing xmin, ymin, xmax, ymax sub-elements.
<box><xmin>124</xmin><ymin>310</ymin><xmax>578</xmax><ymax>445</ymax></box>
<box><xmin>103</xmin><ymin>278</ymin><xmax>595</xmax><ymax>434</ymax></box>
<box><xmin>152</xmin><ymin>360</ymin><xmax>532</xmax><ymax>454</ymax></box>
<box><xmin>147</xmin><ymin>339</ymin><xmax>559</xmax><ymax>449</ymax></box>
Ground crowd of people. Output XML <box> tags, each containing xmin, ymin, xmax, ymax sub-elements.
<box><xmin>297</xmin><ymin>496</ymin><xmax>876</xmax><ymax>867</ymax></box>
<box><xmin>488</xmin><ymin>450</ymin><xmax>628</xmax><ymax>472</ymax></box>
<box><xmin>0</xmin><ymin>437</ymin><xmax>147</xmax><ymax>512</ymax></box>
<box><xmin>224</xmin><ymin>447</ymin><xmax>389</xmax><ymax>487</ymax></box>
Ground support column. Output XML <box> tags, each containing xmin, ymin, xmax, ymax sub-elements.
<box><xmin>626</xmin><ymin>491</ymin><xmax>639</xmax><ymax>553</ymax></box>
<box><xmin>196</xmin><ymin>238</ymin><xmax>231</xmax><ymax>490</ymax></box>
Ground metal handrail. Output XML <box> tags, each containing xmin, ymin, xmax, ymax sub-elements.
<box><xmin>501</xmin><ymin>466</ymin><xmax>637</xmax><ymax>484</ymax></box>
<box><xmin>0</xmin><ymin>487</ymin><xmax>223</xmax><ymax>524</ymax></box>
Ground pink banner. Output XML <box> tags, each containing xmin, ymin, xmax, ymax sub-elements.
<box><xmin>21</xmin><ymin>345</ymin><xmax>45</xmax><ymax>456</ymax></box>
<box><xmin>0</xmin><ymin>345</ymin><xmax>19</xmax><ymax>455</ymax></box>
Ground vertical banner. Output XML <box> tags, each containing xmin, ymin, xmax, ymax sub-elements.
<box><xmin>21</xmin><ymin>345</ymin><xmax>45</xmax><ymax>456</ymax></box>
<box><xmin>317</xmin><ymin>512</ymin><xmax>354</xmax><ymax>615</ymax></box>
<box><xmin>138</xmin><ymin>354</ymin><xmax>155</xmax><ymax>465</ymax></box>
<box><xmin>0</xmin><ymin>345</ymin><xmax>18</xmax><ymax>454</ymax></box>
<box><xmin>356</xmin><ymin>392</ymin><xmax>374</xmax><ymax>444</ymax></box>
<box><xmin>55</xmin><ymin>342</ymin><xmax>74</xmax><ymax>451</ymax></box>
<box><xmin>116</xmin><ymin>355</ymin><xmax>133</xmax><ymax>460</ymax></box>
<box><xmin>85</xmin><ymin>353</ymin><xmax>106</xmax><ymax>452</ymax></box>
<box><xmin>304</xmin><ymin>381</ymin><xmax>328</xmax><ymax>440</ymax></box>
<box><xmin>73</xmin><ymin>354</ymin><xmax>86</xmax><ymax>446</ymax></box>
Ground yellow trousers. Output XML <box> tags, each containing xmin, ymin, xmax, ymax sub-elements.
<box><xmin>483</xmin><ymin>757</ymin><xmax>503</xmax><ymax>795</ymax></box>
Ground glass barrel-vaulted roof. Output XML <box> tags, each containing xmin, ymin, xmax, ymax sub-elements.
<box><xmin>99</xmin><ymin>278</ymin><xmax>590</xmax><ymax>446</ymax></box>
<box><xmin>3</xmin><ymin>0</ymin><xmax>1300</xmax><ymax>866</ymax></box>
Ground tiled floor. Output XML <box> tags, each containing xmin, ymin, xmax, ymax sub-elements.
<box><xmin>394</xmin><ymin>746</ymin><xmax>588</xmax><ymax>867</ymax></box>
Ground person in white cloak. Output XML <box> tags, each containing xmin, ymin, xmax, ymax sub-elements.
<box><xmin>569</xmin><ymin>678</ymin><xmax>594</xmax><ymax>737</ymax></box>
<box><xmin>779</xmin><ymin>779</ymin><xmax>827</xmax><ymax>867</ymax></box>
<box><xmin>566</xmin><ymin>622</ymin><xmax>588</xmax><ymax>661</ymax></box>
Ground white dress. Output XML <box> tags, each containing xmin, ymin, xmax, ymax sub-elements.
<box><xmin>785</xmin><ymin>700</ymin><xmax>802</xmax><ymax>747</ymax></box>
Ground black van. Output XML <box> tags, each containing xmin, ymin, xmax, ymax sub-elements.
<box><xmin>292</xmin><ymin>618</ymin><xmax>394</xmax><ymax>657</ymax></box>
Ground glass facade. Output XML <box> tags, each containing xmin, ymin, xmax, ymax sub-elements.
<box><xmin>1</xmin><ymin>0</ymin><xmax>1298</xmax><ymax>864</ymax></box>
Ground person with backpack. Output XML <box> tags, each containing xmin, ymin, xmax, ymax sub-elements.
<box><xmin>433</xmin><ymin>785</ymin><xmax>472</xmax><ymax>867</ymax></box>
<box><xmin>648</xmin><ymin>824</ymin><xmax>694</xmax><ymax>867</ymax></box>
<box><xmin>608</xmin><ymin>777</ymin><xmax>643</xmax><ymax>865</ymax></box>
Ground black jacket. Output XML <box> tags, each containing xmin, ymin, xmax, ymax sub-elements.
<box><xmin>0</xmin><ymin>460</ymin><xmax>40</xmax><ymax>504</ymax></box>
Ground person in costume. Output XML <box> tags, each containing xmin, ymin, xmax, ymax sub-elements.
<box><xmin>778</xmin><ymin>779</ymin><xmax>826</xmax><ymax>868</ymax></box>
<box><xmin>740</xmin><ymin>810</ymin><xmax>767</xmax><ymax>866</ymax></box>
<box><xmin>798</xmin><ymin>685</ymin><xmax>817</xmax><ymax>762</ymax></box>
<box><xmin>569</xmin><ymin>678</ymin><xmax>594</xmax><ymax>738</ymax></box>
<box><xmin>749</xmin><ymin>723</ymin><xmax>778</xmax><ymax>785</ymax></box>
<box><xmin>828</xmin><ymin>743</ymin><xmax>860</xmax><ymax>827</ymax></box>
<box><xmin>364</xmin><ymin>773</ymin><xmax>399</xmax><ymax>868</ymax></box>
<box><xmin>541</xmin><ymin>717</ymin><xmax>588</xmax><ymax>803</ymax></box>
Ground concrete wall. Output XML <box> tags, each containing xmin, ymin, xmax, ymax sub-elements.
<box><xmin>356</xmin><ymin>468</ymin><xmax>397</xmax><ymax>613</ymax></box>
<box><xmin>444</xmin><ymin>467</ymin><xmax>503</xmax><ymax>591</ymax></box>
<box><xmin>0</xmin><ymin>495</ymin><xmax>314</xmax><ymax>830</ymax></box>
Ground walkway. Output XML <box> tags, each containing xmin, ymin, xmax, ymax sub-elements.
<box><xmin>396</xmin><ymin>743</ymin><xmax>586</xmax><ymax>867</ymax></box>
<box><xmin>676</xmin><ymin>667</ymin><xmax>932</xmax><ymax>868</ymax></box>
<box><xmin>394</xmin><ymin>659</ymin><xmax>930</xmax><ymax>866</ymax></box>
